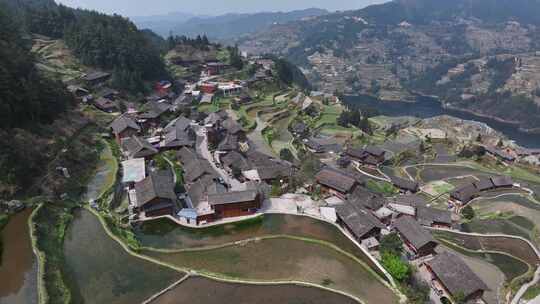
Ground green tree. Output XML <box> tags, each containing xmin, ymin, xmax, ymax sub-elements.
<box><xmin>280</xmin><ymin>148</ymin><xmax>294</xmax><ymax>162</ymax></box>
<box><xmin>379</xmin><ymin>233</ymin><xmax>403</xmax><ymax>256</ymax></box>
<box><xmin>381</xmin><ymin>253</ymin><xmax>411</xmax><ymax>282</ymax></box>
<box><xmin>461</xmin><ymin>205</ymin><xmax>475</xmax><ymax>220</ymax></box>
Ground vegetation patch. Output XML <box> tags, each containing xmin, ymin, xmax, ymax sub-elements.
<box><xmin>523</xmin><ymin>283</ymin><xmax>540</xmax><ymax>300</ymax></box>
<box><xmin>31</xmin><ymin>202</ymin><xmax>75</xmax><ymax>304</ymax></box>
<box><xmin>0</xmin><ymin>214</ymin><xmax>9</xmax><ymax>266</ymax></box>
<box><xmin>366</xmin><ymin>180</ymin><xmax>399</xmax><ymax>196</ymax></box>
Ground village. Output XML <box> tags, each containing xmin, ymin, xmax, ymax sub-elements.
<box><xmin>56</xmin><ymin>45</ymin><xmax>540</xmax><ymax>304</ymax></box>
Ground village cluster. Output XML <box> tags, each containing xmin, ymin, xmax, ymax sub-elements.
<box><xmin>64</xmin><ymin>53</ymin><xmax>540</xmax><ymax>304</ymax></box>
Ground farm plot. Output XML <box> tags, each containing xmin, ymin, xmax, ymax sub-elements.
<box><xmin>143</xmin><ymin>237</ymin><xmax>400</xmax><ymax>304</ymax></box>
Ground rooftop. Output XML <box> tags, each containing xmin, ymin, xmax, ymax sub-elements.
<box><xmin>393</xmin><ymin>216</ymin><xmax>437</xmax><ymax>251</ymax></box>
<box><xmin>316</xmin><ymin>168</ymin><xmax>357</xmax><ymax>194</ymax></box>
<box><xmin>426</xmin><ymin>252</ymin><xmax>489</xmax><ymax>298</ymax></box>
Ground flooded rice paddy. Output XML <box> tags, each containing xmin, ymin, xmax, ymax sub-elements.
<box><xmin>137</xmin><ymin>214</ymin><xmax>364</xmax><ymax>255</ymax></box>
<box><xmin>152</xmin><ymin>276</ymin><xmax>360</xmax><ymax>304</ymax></box>
<box><xmin>143</xmin><ymin>237</ymin><xmax>399</xmax><ymax>304</ymax></box>
<box><xmin>0</xmin><ymin>209</ymin><xmax>37</xmax><ymax>304</ymax></box>
<box><xmin>63</xmin><ymin>210</ymin><xmax>183</xmax><ymax>304</ymax></box>
<box><xmin>83</xmin><ymin>144</ymin><xmax>117</xmax><ymax>202</ymax></box>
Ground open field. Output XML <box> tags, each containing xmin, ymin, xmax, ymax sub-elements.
<box><xmin>153</xmin><ymin>276</ymin><xmax>359</xmax><ymax>304</ymax></box>
<box><xmin>63</xmin><ymin>210</ymin><xmax>183</xmax><ymax>304</ymax></box>
<box><xmin>143</xmin><ymin>237</ymin><xmax>399</xmax><ymax>304</ymax></box>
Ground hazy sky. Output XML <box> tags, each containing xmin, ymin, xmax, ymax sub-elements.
<box><xmin>55</xmin><ymin>0</ymin><xmax>387</xmax><ymax>17</ymax></box>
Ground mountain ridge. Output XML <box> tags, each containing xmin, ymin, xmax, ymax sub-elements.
<box><xmin>238</xmin><ymin>0</ymin><xmax>540</xmax><ymax>132</ymax></box>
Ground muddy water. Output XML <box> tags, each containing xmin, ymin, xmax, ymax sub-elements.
<box><xmin>0</xmin><ymin>209</ymin><xmax>37</xmax><ymax>304</ymax></box>
<box><xmin>62</xmin><ymin>210</ymin><xmax>182</xmax><ymax>304</ymax></box>
<box><xmin>153</xmin><ymin>276</ymin><xmax>359</xmax><ymax>304</ymax></box>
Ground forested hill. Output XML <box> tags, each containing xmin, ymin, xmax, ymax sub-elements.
<box><xmin>1</xmin><ymin>0</ymin><xmax>167</xmax><ymax>93</ymax></box>
<box><xmin>0</xmin><ymin>7</ymin><xmax>74</xmax><ymax>130</ymax></box>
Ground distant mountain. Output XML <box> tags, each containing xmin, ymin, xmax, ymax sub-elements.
<box><xmin>131</xmin><ymin>12</ymin><xmax>201</xmax><ymax>37</ymax></box>
<box><xmin>238</xmin><ymin>0</ymin><xmax>540</xmax><ymax>131</ymax></box>
<box><xmin>134</xmin><ymin>8</ymin><xmax>328</xmax><ymax>40</ymax></box>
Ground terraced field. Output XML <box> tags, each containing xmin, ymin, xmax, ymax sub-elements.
<box><xmin>143</xmin><ymin>237</ymin><xmax>399</xmax><ymax>304</ymax></box>
<box><xmin>153</xmin><ymin>276</ymin><xmax>360</xmax><ymax>304</ymax></box>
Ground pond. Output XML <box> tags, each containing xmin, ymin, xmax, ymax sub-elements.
<box><xmin>343</xmin><ymin>95</ymin><xmax>540</xmax><ymax>148</ymax></box>
<box><xmin>62</xmin><ymin>210</ymin><xmax>183</xmax><ymax>304</ymax></box>
<box><xmin>153</xmin><ymin>276</ymin><xmax>360</xmax><ymax>304</ymax></box>
<box><xmin>143</xmin><ymin>237</ymin><xmax>400</xmax><ymax>304</ymax></box>
<box><xmin>0</xmin><ymin>209</ymin><xmax>37</xmax><ymax>304</ymax></box>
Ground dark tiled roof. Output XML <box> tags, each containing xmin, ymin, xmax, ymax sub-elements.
<box><xmin>122</xmin><ymin>136</ymin><xmax>158</xmax><ymax>158</ymax></box>
<box><xmin>394</xmin><ymin>217</ymin><xmax>437</xmax><ymax>251</ymax></box>
<box><xmin>364</xmin><ymin>146</ymin><xmax>386</xmax><ymax>157</ymax></box>
<box><xmin>450</xmin><ymin>184</ymin><xmax>478</xmax><ymax>203</ymax></box>
<box><xmin>347</xmin><ymin>186</ymin><xmax>385</xmax><ymax>210</ymax></box>
<box><xmin>222</xmin><ymin>118</ymin><xmax>243</xmax><ymax>135</ymax></box>
<box><xmin>416</xmin><ymin>206</ymin><xmax>452</xmax><ymax>226</ymax></box>
<box><xmin>391</xmin><ymin>177</ymin><xmax>419</xmax><ymax>192</ymax></box>
<box><xmin>391</xmin><ymin>194</ymin><xmax>427</xmax><ymax>207</ymax></box>
<box><xmin>135</xmin><ymin>171</ymin><xmax>176</xmax><ymax>207</ymax></box>
<box><xmin>208</xmin><ymin>190</ymin><xmax>259</xmax><ymax>206</ymax></box>
<box><xmin>177</xmin><ymin>147</ymin><xmax>198</xmax><ymax>164</ymax></box>
<box><xmin>336</xmin><ymin>202</ymin><xmax>384</xmax><ymax>239</ymax></box>
<box><xmin>110</xmin><ymin>114</ymin><xmax>140</xmax><ymax>134</ymax></box>
<box><xmin>426</xmin><ymin>252</ymin><xmax>488</xmax><ymax>298</ymax></box>
<box><xmin>164</xmin><ymin>116</ymin><xmax>192</xmax><ymax>133</ymax></box>
<box><xmin>491</xmin><ymin>176</ymin><xmax>513</xmax><ymax>187</ymax></box>
<box><xmin>183</xmin><ymin>158</ymin><xmax>217</xmax><ymax>183</ymax></box>
<box><xmin>139</xmin><ymin>101</ymin><xmax>171</xmax><ymax>119</ymax></box>
<box><xmin>94</xmin><ymin>97</ymin><xmax>117</xmax><ymax>110</ymax></box>
<box><xmin>162</xmin><ymin>128</ymin><xmax>195</xmax><ymax>148</ymax></box>
<box><xmin>218</xmin><ymin>133</ymin><xmax>239</xmax><ymax>151</ymax></box>
<box><xmin>83</xmin><ymin>71</ymin><xmax>110</xmax><ymax>81</ymax></box>
<box><xmin>316</xmin><ymin>168</ymin><xmax>357</xmax><ymax>194</ymax></box>
<box><xmin>256</xmin><ymin>164</ymin><xmax>294</xmax><ymax>181</ymax></box>
<box><xmin>305</xmin><ymin>137</ymin><xmax>341</xmax><ymax>153</ymax></box>
<box><xmin>474</xmin><ymin>178</ymin><xmax>494</xmax><ymax>191</ymax></box>
<box><xmin>221</xmin><ymin>151</ymin><xmax>251</xmax><ymax>171</ymax></box>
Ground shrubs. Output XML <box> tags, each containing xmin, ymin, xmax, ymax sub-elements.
<box><xmin>381</xmin><ymin>252</ymin><xmax>411</xmax><ymax>282</ymax></box>
<box><xmin>462</xmin><ymin>205</ymin><xmax>475</xmax><ymax>220</ymax></box>
<box><xmin>280</xmin><ymin>148</ymin><xmax>294</xmax><ymax>162</ymax></box>
<box><xmin>379</xmin><ymin>233</ymin><xmax>404</xmax><ymax>256</ymax></box>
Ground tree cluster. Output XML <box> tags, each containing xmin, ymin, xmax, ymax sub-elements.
<box><xmin>167</xmin><ymin>34</ymin><xmax>211</xmax><ymax>51</ymax></box>
<box><xmin>0</xmin><ymin>8</ymin><xmax>74</xmax><ymax>130</ymax></box>
<box><xmin>337</xmin><ymin>109</ymin><xmax>373</xmax><ymax>134</ymax></box>
<box><xmin>3</xmin><ymin>0</ymin><xmax>167</xmax><ymax>94</ymax></box>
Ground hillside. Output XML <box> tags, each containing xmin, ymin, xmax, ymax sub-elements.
<box><xmin>1</xmin><ymin>0</ymin><xmax>167</xmax><ymax>94</ymax></box>
<box><xmin>238</xmin><ymin>0</ymin><xmax>540</xmax><ymax>131</ymax></box>
<box><xmin>134</xmin><ymin>8</ymin><xmax>328</xmax><ymax>40</ymax></box>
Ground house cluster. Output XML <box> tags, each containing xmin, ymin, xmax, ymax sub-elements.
<box><xmin>107</xmin><ymin>86</ymin><xmax>294</xmax><ymax>225</ymax></box>
<box><xmin>450</xmin><ymin>175</ymin><xmax>514</xmax><ymax>205</ymax></box>
<box><xmin>313</xmin><ymin>165</ymin><xmax>488</xmax><ymax>303</ymax></box>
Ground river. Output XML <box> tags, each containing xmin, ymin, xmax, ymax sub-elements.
<box><xmin>343</xmin><ymin>95</ymin><xmax>540</xmax><ymax>148</ymax></box>
<box><xmin>0</xmin><ymin>209</ymin><xmax>37</xmax><ymax>304</ymax></box>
